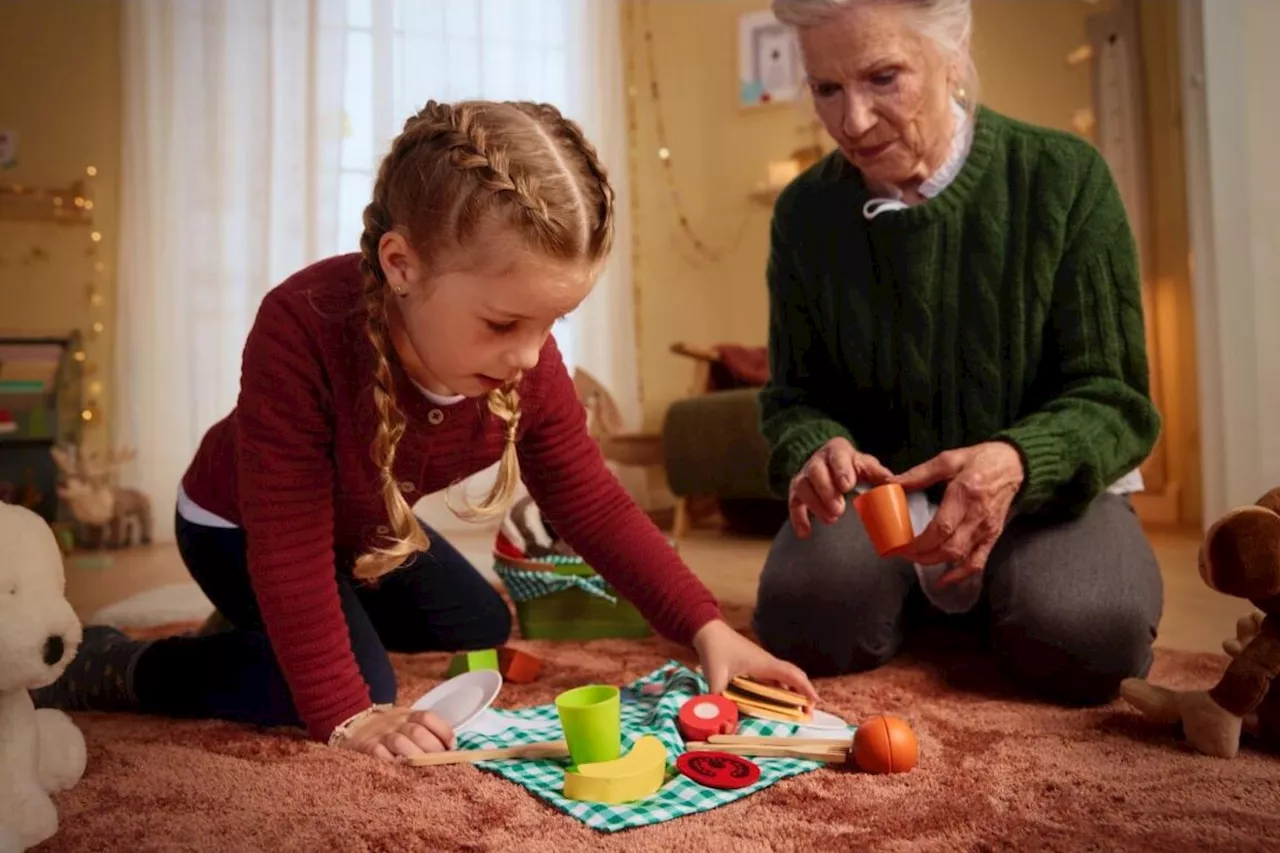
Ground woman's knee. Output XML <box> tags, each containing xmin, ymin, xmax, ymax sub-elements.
<box><xmin>986</xmin><ymin>496</ymin><xmax>1162</xmax><ymax>703</ymax></box>
<box><xmin>753</xmin><ymin>514</ymin><xmax>912</xmax><ymax>676</ymax></box>
<box><xmin>754</xmin><ymin>609</ymin><xmax>901</xmax><ymax>677</ymax></box>
<box><xmin>991</xmin><ymin>595</ymin><xmax>1156</xmax><ymax>704</ymax></box>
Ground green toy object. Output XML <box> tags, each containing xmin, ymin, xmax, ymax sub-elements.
<box><xmin>555</xmin><ymin>684</ymin><xmax>622</xmax><ymax>767</ymax></box>
<box><xmin>446</xmin><ymin>648</ymin><xmax>500</xmax><ymax>678</ymax></box>
<box><xmin>494</xmin><ymin>553</ymin><xmax>652</xmax><ymax>641</ymax></box>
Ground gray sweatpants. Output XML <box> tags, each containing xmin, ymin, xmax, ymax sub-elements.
<box><xmin>752</xmin><ymin>494</ymin><xmax>1163</xmax><ymax>705</ymax></box>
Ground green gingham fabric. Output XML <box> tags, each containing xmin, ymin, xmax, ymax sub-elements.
<box><xmin>493</xmin><ymin>564</ymin><xmax>618</xmax><ymax>605</ymax></box>
<box><xmin>454</xmin><ymin>661</ymin><xmax>834</xmax><ymax>832</ymax></box>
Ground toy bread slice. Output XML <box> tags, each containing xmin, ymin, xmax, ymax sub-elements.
<box><xmin>724</xmin><ymin>693</ymin><xmax>812</xmax><ymax>723</ymax></box>
<box><xmin>726</xmin><ymin>676</ymin><xmax>813</xmax><ymax>711</ymax></box>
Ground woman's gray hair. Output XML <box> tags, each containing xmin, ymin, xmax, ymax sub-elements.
<box><xmin>772</xmin><ymin>0</ymin><xmax>980</xmax><ymax>109</ymax></box>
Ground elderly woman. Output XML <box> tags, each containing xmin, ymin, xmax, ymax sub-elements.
<box><xmin>752</xmin><ymin>0</ymin><xmax>1163</xmax><ymax>705</ymax></box>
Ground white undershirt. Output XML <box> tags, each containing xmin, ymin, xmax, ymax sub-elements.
<box><xmin>176</xmin><ymin>382</ymin><xmax>466</xmax><ymax>529</ymax></box>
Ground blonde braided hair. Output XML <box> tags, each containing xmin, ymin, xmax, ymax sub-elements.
<box><xmin>354</xmin><ymin>100</ymin><xmax>614</xmax><ymax>582</ymax></box>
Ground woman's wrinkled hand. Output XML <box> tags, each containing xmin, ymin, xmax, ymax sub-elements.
<box><xmin>789</xmin><ymin>437</ymin><xmax>895</xmax><ymax>538</ymax></box>
<box><xmin>892</xmin><ymin>442</ymin><xmax>1024</xmax><ymax>585</ymax></box>
<box><xmin>335</xmin><ymin>707</ymin><xmax>456</xmax><ymax>763</ymax></box>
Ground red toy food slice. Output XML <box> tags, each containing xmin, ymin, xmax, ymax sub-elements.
<box><xmin>677</xmin><ymin>694</ymin><xmax>739</xmax><ymax>742</ymax></box>
<box><xmin>676</xmin><ymin>752</ymin><xmax>761</xmax><ymax>790</ymax></box>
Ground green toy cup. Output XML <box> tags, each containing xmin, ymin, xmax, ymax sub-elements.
<box><xmin>555</xmin><ymin>685</ymin><xmax>621</xmax><ymax>767</ymax></box>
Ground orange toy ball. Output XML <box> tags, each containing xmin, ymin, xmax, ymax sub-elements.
<box><xmin>852</xmin><ymin>714</ymin><xmax>918</xmax><ymax>774</ymax></box>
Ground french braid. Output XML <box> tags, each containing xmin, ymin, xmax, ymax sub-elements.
<box><xmin>354</xmin><ymin>99</ymin><xmax>614</xmax><ymax>581</ymax></box>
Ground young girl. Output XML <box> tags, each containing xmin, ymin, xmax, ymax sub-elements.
<box><xmin>34</xmin><ymin>99</ymin><xmax>816</xmax><ymax>762</ymax></box>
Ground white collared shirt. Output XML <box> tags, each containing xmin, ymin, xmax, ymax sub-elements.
<box><xmin>862</xmin><ymin>99</ymin><xmax>974</xmax><ymax>219</ymax></box>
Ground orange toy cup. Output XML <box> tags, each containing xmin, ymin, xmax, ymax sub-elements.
<box><xmin>852</xmin><ymin>714</ymin><xmax>919</xmax><ymax>774</ymax></box>
<box><xmin>852</xmin><ymin>484</ymin><xmax>914</xmax><ymax>557</ymax></box>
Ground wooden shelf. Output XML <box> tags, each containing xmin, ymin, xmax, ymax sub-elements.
<box><xmin>0</xmin><ymin>332</ymin><xmax>84</xmax><ymax>524</ymax></box>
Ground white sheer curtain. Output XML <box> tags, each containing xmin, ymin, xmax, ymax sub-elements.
<box><xmin>116</xmin><ymin>0</ymin><xmax>348</xmax><ymax>543</ymax></box>
<box><xmin>116</xmin><ymin>0</ymin><xmax>638</xmax><ymax>541</ymax></box>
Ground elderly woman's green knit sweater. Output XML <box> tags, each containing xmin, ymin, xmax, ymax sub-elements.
<box><xmin>760</xmin><ymin>106</ymin><xmax>1161</xmax><ymax>517</ymax></box>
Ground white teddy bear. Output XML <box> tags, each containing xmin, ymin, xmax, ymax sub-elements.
<box><xmin>0</xmin><ymin>502</ymin><xmax>87</xmax><ymax>851</ymax></box>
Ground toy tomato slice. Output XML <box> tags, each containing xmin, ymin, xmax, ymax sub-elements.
<box><xmin>676</xmin><ymin>751</ymin><xmax>761</xmax><ymax>790</ymax></box>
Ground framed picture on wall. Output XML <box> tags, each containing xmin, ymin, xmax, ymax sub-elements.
<box><xmin>738</xmin><ymin>10</ymin><xmax>803</xmax><ymax>108</ymax></box>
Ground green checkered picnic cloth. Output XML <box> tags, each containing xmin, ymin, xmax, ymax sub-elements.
<box><xmin>455</xmin><ymin>661</ymin><xmax>837</xmax><ymax>832</ymax></box>
<box><xmin>494</xmin><ymin>564</ymin><xmax>617</xmax><ymax>604</ymax></box>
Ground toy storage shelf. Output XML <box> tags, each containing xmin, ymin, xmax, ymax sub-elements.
<box><xmin>0</xmin><ymin>332</ymin><xmax>84</xmax><ymax>521</ymax></box>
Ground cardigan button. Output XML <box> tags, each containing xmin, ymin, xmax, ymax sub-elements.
<box><xmin>376</xmin><ymin>525</ymin><xmax>389</xmax><ymax>535</ymax></box>
<box><xmin>427</xmin><ymin>408</ymin><xmax>445</xmax><ymax>425</ymax></box>
<box><xmin>398</xmin><ymin>480</ymin><xmax>415</xmax><ymax>495</ymax></box>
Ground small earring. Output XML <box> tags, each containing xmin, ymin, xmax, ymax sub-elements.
<box><xmin>395</xmin><ymin>288</ymin><xmax>408</xmax><ymax>299</ymax></box>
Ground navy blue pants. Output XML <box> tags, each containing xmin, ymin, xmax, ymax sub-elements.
<box><xmin>131</xmin><ymin>512</ymin><xmax>511</xmax><ymax>728</ymax></box>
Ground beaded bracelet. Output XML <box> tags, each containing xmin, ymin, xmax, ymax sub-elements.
<box><xmin>327</xmin><ymin>703</ymin><xmax>395</xmax><ymax>748</ymax></box>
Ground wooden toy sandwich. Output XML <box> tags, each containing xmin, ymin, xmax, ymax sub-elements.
<box><xmin>721</xmin><ymin>676</ymin><xmax>814</xmax><ymax>724</ymax></box>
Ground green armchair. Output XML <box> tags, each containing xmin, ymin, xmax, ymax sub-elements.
<box><xmin>660</xmin><ymin>344</ymin><xmax>787</xmax><ymax>539</ymax></box>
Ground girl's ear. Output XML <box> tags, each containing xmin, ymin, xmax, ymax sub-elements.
<box><xmin>378</xmin><ymin>230</ymin><xmax>423</xmax><ymax>297</ymax></box>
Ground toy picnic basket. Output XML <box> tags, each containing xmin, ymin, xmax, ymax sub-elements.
<box><xmin>493</xmin><ymin>496</ymin><xmax>652</xmax><ymax>641</ymax></box>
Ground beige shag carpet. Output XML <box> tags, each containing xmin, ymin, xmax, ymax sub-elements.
<box><xmin>34</xmin><ymin>605</ymin><xmax>1280</xmax><ymax>852</ymax></box>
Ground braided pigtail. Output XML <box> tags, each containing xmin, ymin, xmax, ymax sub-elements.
<box><xmin>353</xmin><ymin>200</ymin><xmax>431</xmax><ymax>583</ymax></box>
<box><xmin>449</xmin><ymin>386</ymin><xmax>523</xmax><ymax>521</ymax></box>
<box><xmin>514</xmin><ymin>102</ymin><xmax>616</xmax><ymax>261</ymax></box>
<box><xmin>352</xmin><ymin>98</ymin><xmax>618</xmax><ymax>567</ymax></box>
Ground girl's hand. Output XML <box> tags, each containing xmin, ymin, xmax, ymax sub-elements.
<box><xmin>892</xmin><ymin>441</ymin><xmax>1024</xmax><ymax>586</ymax></box>
<box><xmin>334</xmin><ymin>707</ymin><xmax>456</xmax><ymax>762</ymax></box>
<box><xmin>693</xmin><ymin>619</ymin><xmax>819</xmax><ymax>703</ymax></box>
<box><xmin>789</xmin><ymin>437</ymin><xmax>894</xmax><ymax>538</ymax></box>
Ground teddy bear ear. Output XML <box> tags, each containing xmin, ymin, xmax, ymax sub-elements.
<box><xmin>1256</xmin><ymin>487</ymin><xmax>1280</xmax><ymax>517</ymax></box>
<box><xmin>1199</xmin><ymin>506</ymin><xmax>1280</xmax><ymax>600</ymax></box>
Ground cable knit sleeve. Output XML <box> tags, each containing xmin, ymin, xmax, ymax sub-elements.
<box><xmin>994</xmin><ymin>151</ymin><xmax>1162</xmax><ymax>516</ymax></box>
<box><xmin>235</xmin><ymin>291</ymin><xmax>372</xmax><ymax>742</ymax></box>
<box><xmin>758</xmin><ymin>208</ymin><xmax>856</xmax><ymax>498</ymax></box>
<box><xmin>517</xmin><ymin>339</ymin><xmax>723</xmax><ymax>645</ymax></box>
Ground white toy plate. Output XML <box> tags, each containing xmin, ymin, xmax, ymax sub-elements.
<box><xmin>410</xmin><ymin>669</ymin><xmax>503</xmax><ymax>732</ymax></box>
<box><xmin>795</xmin><ymin>708</ymin><xmax>854</xmax><ymax>735</ymax></box>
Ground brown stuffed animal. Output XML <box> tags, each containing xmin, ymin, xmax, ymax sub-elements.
<box><xmin>1120</xmin><ymin>486</ymin><xmax>1280</xmax><ymax>758</ymax></box>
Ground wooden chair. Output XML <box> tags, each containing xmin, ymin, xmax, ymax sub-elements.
<box><xmin>669</xmin><ymin>341</ymin><xmax>722</xmax><ymax>396</ymax></box>
<box><xmin>571</xmin><ymin>367</ymin><xmax>665</xmax><ymax>468</ymax></box>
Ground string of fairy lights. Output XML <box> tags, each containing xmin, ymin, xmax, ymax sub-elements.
<box><xmin>630</xmin><ymin>0</ymin><xmax>757</xmax><ymax>267</ymax></box>
<box><xmin>621</xmin><ymin>0</ymin><xmax>765</xmax><ymax>407</ymax></box>
<box><xmin>82</xmin><ymin>163</ymin><xmax>107</xmax><ymax>429</ymax></box>
<box><xmin>0</xmin><ymin>164</ymin><xmax>107</xmax><ymax>429</ymax></box>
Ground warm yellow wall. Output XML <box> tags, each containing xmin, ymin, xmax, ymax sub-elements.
<box><xmin>970</xmin><ymin>0</ymin><xmax>1106</xmax><ymax>135</ymax></box>
<box><xmin>623</xmin><ymin>0</ymin><xmax>810</xmax><ymax>429</ymax></box>
<box><xmin>0</xmin><ymin>0</ymin><xmax>121</xmax><ymax>454</ymax></box>
<box><xmin>625</xmin><ymin>0</ymin><xmax>1107</xmax><ymax>430</ymax></box>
